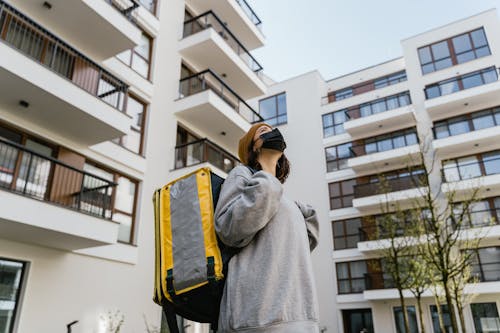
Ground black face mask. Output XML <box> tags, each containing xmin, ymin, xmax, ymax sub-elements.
<box><xmin>259</xmin><ymin>128</ymin><xmax>287</xmax><ymax>152</ymax></box>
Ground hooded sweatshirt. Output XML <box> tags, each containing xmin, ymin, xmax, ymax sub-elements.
<box><xmin>214</xmin><ymin>165</ymin><xmax>320</xmax><ymax>333</ymax></box>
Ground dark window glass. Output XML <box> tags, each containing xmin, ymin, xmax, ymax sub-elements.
<box><xmin>430</xmin><ymin>305</ymin><xmax>453</xmax><ymax>333</ymax></box>
<box><xmin>325</xmin><ymin>142</ymin><xmax>353</xmax><ymax>172</ymax></box>
<box><xmin>329</xmin><ymin>179</ymin><xmax>356</xmax><ymax>209</ymax></box>
<box><xmin>471</xmin><ymin>303</ymin><xmax>500</xmax><ymax>333</ymax></box>
<box><xmin>0</xmin><ymin>258</ymin><xmax>26</xmax><ymax>333</ymax></box>
<box><xmin>342</xmin><ymin>309</ymin><xmax>374</xmax><ymax>333</ymax></box>
<box><xmin>332</xmin><ymin>218</ymin><xmax>362</xmax><ymax>250</ymax></box>
<box><xmin>336</xmin><ymin>261</ymin><xmax>368</xmax><ymax>294</ymax></box>
<box><xmin>258</xmin><ymin>93</ymin><xmax>287</xmax><ymax>126</ymax></box>
<box><xmin>394</xmin><ymin>306</ymin><xmax>419</xmax><ymax>333</ymax></box>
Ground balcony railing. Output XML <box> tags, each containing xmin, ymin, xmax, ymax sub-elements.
<box><xmin>442</xmin><ymin>154</ymin><xmax>500</xmax><ymax>182</ymax></box>
<box><xmin>349</xmin><ymin>129</ymin><xmax>418</xmax><ymax>157</ymax></box>
<box><xmin>0</xmin><ymin>138</ymin><xmax>117</xmax><ymax>219</ymax></box>
<box><xmin>235</xmin><ymin>0</ymin><xmax>262</xmax><ymax>30</ymax></box>
<box><xmin>425</xmin><ymin>67</ymin><xmax>499</xmax><ymax>100</ymax></box>
<box><xmin>354</xmin><ymin>174</ymin><xmax>427</xmax><ymax>199</ymax></box>
<box><xmin>182</xmin><ymin>11</ymin><xmax>263</xmax><ymax>74</ymax></box>
<box><xmin>345</xmin><ymin>92</ymin><xmax>411</xmax><ymax>120</ymax></box>
<box><xmin>174</xmin><ymin>138</ymin><xmax>240</xmax><ymax>173</ymax></box>
<box><xmin>179</xmin><ymin>69</ymin><xmax>263</xmax><ymax>124</ymax></box>
<box><xmin>472</xmin><ymin>262</ymin><xmax>500</xmax><ymax>282</ymax></box>
<box><xmin>0</xmin><ymin>1</ymin><xmax>128</xmax><ymax>111</ymax></box>
<box><xmin>365</xmin><ymin>272</ymin><xmax>394</xmax><ymax>290</ymax></box>
<box><xmin>104</xmin><ymin>0</ymin><xmax>140</xmax><ymax>21</ymax></box>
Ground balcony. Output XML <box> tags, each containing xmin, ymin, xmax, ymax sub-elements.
<box><xmin>433</xmin><ymin>106</ymin><xmax>500</xmax><ymax>159</ymax></box>
<box><xmin>424</xmin><ymin>67</ymin><xmax>500</xmax><ymax>120</ymax></box>
<box><xmin>174</xmin><ymin>70</ymin><xmax>263</xmax><ymax>153</ymax></box>
<box><xmin>179</xmin><ymin>11</ymin><xmax>266</xmax><ymax>99</ymax></box>
<box><xmin>173</xmin><ymin>138</ymin><xmax>239</xmax><ymax>176</ymax></box>
<box><xmin>344</xmin><ymin>105</ymin><xmax>415</xmax><ymax>139</ymax></box>
<box><xmin>4</xmin><ymin>0</ymin><xmax>142</xmax><ymax>61</ymax></box>
<box><xmin>0</xmin><ymin>4</ymin><xmax>132</xmax><ymax>145</ymax></box>
<box><xmin>347</xmin><ymin>129</ymin><xmax>420</xmax><ymax>174</ymax></box>
<box><xmin>185</xmin><ymin>0</ymin><xmax>264</xmax><ymax>49</ymax></box>
<box><xmin>442</xmin><ymin>153</ymin><xmax>500</xmax><ymax>200</ymax></box>
<box><xmin>0</xmin><ymin>138</ymin><xmax>120</xmax><ymax>250</ymax></box>
<box><xmin>353</xmin><ymin>174</ymin><xmax>428</xmax><ymax>212</ymax></box>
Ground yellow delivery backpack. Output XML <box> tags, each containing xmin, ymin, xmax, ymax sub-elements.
<box><xmin>153</xmin><ymin>167</ymin><xmax>240</xmax><ymax>333</ymax></box>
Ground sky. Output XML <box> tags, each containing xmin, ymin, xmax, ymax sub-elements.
<box><xmin>249</xmin><ymin>0</ymin><xmax>500</xmax><ymax>82</ymax></box>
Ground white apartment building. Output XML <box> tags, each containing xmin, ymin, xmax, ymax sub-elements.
<box><xmin>252</xmin><ymin>8</ymin><xmax>500</xmax><ymax>333</ymax></box>
<box><xmin>1</xmin><ymin>0</ymin><xmax>500</xmax><ymax>333</ymax></box>
<box><xmin>0</xmin><ymin>0</ymin><xmax>266</xmax><ymax>332</ymax></box>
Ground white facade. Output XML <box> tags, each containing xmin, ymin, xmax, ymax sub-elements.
<box><xmin>251</xmin><ymin>8</ymin><xmax>500</xmax><ymax>333</ymax></box>
<box><xmin>1</xmin><ymin>1</ymin><xmax>500</xmax><ymax>333</ymax></box>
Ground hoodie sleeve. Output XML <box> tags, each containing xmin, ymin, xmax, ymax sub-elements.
<box><xmin>215</xmin><ymin>166</ymin><xmax>283</xmax><ymax>248</ymax></box>
<box><xmin>295</xmin><ymin>201</ymin><xmax>320</xmax><ymax>251</ymax></box>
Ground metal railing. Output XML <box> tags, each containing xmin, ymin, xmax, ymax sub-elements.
<box><xmin>0</xmin><ymin>138</ymin><xmax>117</xmax><ymax>219</ymax></box>
<box><xmin>364</xmin><ymin>272</ymin><xmax>395</xmax><ymax>290</ymax></box>
<box><xmin>179</xmin><ymin>69</ymin><xmax>263</xmax><ymax>124</ymax></box>
<box><xmin>472</xmin><ymin>262</ymin><xmax>500</xmax><ymax>282</ymax></box>
<box><xmin>349</xmin><ymin>129</ymin><xmax>418</xmax><ymax>157</ymax></box>
<box><xmin>104</xmin><ymin>0</ymin><xmax>140</xmax><ymax>21</ymax></box>
<box><xmin>442</xmin><ymin>155</ymin><xmax>500</xmax><ymax>182</ymax></box>
<box><xmin>235</xmin><ymin>0</ymin><xmax>262</xmax><ymax>30</ymax></box>
<box><xmin>345</xmin><ymin>92</ymin><xmax>411</xmax><ymax>120</ymax></box>
<box><xmin>183</xmin><ymin>11</ymin><xmax>263</xmax><ymax>74</ymax></box>
<box><xmin>0</xmin><ymin>1</ymin><xmax>128</xmax><ymax>111</ymax></box>
<box><xmin>354</xmin><ymin>174</ymin><xmax>427</xmax><ymax>198</ymax></box>
<box><xmin>174</xmin><ymin>138</ymin><xmax>239</xmax><ymax>173</ymax></box>
<box><xmin>425</xmin><ymin>67</ymin><xmax>499</xmax><ymax>100</ymax></box>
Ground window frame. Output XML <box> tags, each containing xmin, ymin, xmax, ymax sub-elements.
<box><xmin>0</xmin><ymin>257</ymin><xmax>28</xmax><ymax>333</ymax></box>
<box><xmin>348</xmin><ymin>91</ymin><xmax>412</xmax><ymax>119</ymax></box>
<box><xmin>116</xmin><ymin>31</ymin><xmax>154</xmax><ymax>80</ymax></box>
<box><xmin>332</xmin><ymin>218</ymin><xmax>362</xmax><ymax>250</ymax></box>
<box><xmin>258</xmin><ymin>92</ymin><xmax>287</xmax><ymax>126</ymax></box>
<box><xmin>336</xmin><ymin>260</ymin><xmax>368</xmax><ymax>294</ymax></box>
<box><xmin>322</xmin><ymin>109</ymin><xmax>348</xmax><ymax>137</ymax></box>
<box><xmin>418</xmin><ymin>27</ymin><xmax>491</xmax><ymax>75</ymax></box>
<box><xmin>433</xmin><ymin>106</ymin><xmax>500</xmax><ymax>139</ymax></box>
<box><xmin>113</xmin><ymin>93</ymin><xmax>148</xmax><ymax>156</ymax></box>
<box><xmin>442</xmin><ymin>149</ymin><xmax>500</xmax><ymax>182</ymax></box>
<box><xmin>329</xmin><ymin>179</ymin><xmax>356</xmax><ymax>210</ymax></box>
<box><xmin>325</xmin><ymin>142</ymin><xmax>353</xmax><ymax>172</ymax></box>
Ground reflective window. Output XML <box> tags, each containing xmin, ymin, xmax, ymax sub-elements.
<box><xmin>329</xmin><ymin>179</ymin><xmax>356</xmax><ymax>209</ymax></box>
<box><xmin>434</xmin><ymin>106</ymin><xmax>500</xmax><ymax>138</ymax></box>
<box><xmin>114</xmin><ymin>95</ymin><xmax>147</xmax><ymax>155</ymax></box>
<box><xmin>117</xmin><ymin>32</ymin><xmax>153</xmax><ymax>79</ymax></box>
<box><xmin>0</xmin><ymin>258</ymin><xmax>26</xmax><ymax>333</ymax></box>
<box><xmin>332</xmin><ymin>218</ymin><xmax>362</xmax><ymax>250</ymax></box>
<box><xmin>325</xmin><ymin>142</ymin><xmax>353</xmax><ymax>172</ymax></box>
<box><xmin>443</xmin><ymin>150</ymin><xmax>500</xmax><ymax>182</ymax></box>
<box><xmin>322</xmin><ymin>110</ymin><xmax>347</xmax><ymax>137</ymax></box>
<box><xmin>419</xmin><ymin>28</ymin><xmax>490</xmax><ymax>74</ymax></box>
<box><xmin>394</xmin><ymin>306</ymin><xmax>419</xmax><ymax>333</ymax></box>
<box><xmin>258</xmin><ymin>92</ymin><xmax>287</xmax><ymax>126</ymax></box>
<box><xmin>471</xmin><ymin>303</ymin><xmax>500</xmax><ymax>333</ymax></box>
<box><xmin>336</xmin><ymin>261</ymin><xmax>368</xmax><ymax>294</ymax></box>
<box><xmin>430</xmin><ymin>305</ymin><xmax>453</xmax><ymax>333</ymax></box>
<box><xmin>342</xmin><ymin>309</ymin><xmax>374</xmax><ymax>333</ymax></box>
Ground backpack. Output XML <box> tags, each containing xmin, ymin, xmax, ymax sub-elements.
<box><xmin>152</xmin><ymin>167</ymin><xmax>245</xmax><ymax>333</ymax></box>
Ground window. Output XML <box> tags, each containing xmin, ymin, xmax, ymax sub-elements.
<box><xmin>425</xmin><ymin>67</ymin><xmax>498</xmax><ymax>99</ymax></box>
<box><xmin>137</xmin><ymin>0</ymin><xmax>157</xmax><ymax>14</ymax></box>
<box><xmin>114</xmin><ymin>95</ymin><xmax>147</xmax><ymax>155</ymax></box>
<box><xmin>394</xmin><ymin>306</ymin><xmax>419</xmax><ymax>333</ymax></box>
<box><xmin>329</xmin><ymin>179</ymin><xmax>356</xmax><ymax>209</ymax></box>
<box><xmin>0</xmin><ymin>258</ymin><xmax>26</xmax><ymax>333</ymax></box>
<box><xmin>430</xmin><ymin>305</ymin><xmax>452</xmax><ymax>333</ymax></box>
<box><xmin>354</xmin><ymin>92</ymin><xmax>411</xmax><ymax>118</ymax></box>
<box><xmin>325</xmin><ymin>142</ymin><xmax>353</xmax><ymax>172</ymax></box>
<box><xmin>258</xmin><ymin>92</ymin><xmax>287</xmax><ymax>126</ymax></box>
<box><xmin>452</xmin><ymin>197</ymin><xmax>500</xmax><ymax>229</ymax></box>
<box><xmin>336</xmin><ymin>261</ymin><xmax>368</xmax><ymax>294</ymax></box>
<box><xmin>359</xmin><ymin>128</ymin><xmax>418</xmax><ymax>156</ymax></box>
<box><xmin>322</xmin><ymin>110</ymin><xmax>347</xmax><ymax>137</ymax></box>
<box><xmin>332</xmin><ymin>218</ymin><xmax>362</xmax><ymax>250</ymax></box>
<box><xmin>326</xmin><ymin>71</ymin><xmax>407</xmax><ymax>104</ymax></box>
<box><xmin>83</xmin><ymin>163</ymin><xmax>138</xmax><ymax>244</ymax></box>
<box><xmin>418</xmin><ymin>28</ymin><xmax>491</xmax><ymax>74</ymax></box>
<box><xmin>342</xmin><ymin>309</ymin><xmax>374</xmax><ymax>333</ymax></box>
<box><xmin>470</xmin><ymin>247</ymin><xmax>500</xmax><ymax>282</ymax></box>
<box><xmin>443</xmin><ymin>150</ymin><xmax>500</xmax><ymax>182</ymax></box>
<box><xmin>470</xmin><ymin>303</ymin><xmax>500</xmax><ymax>333</ymax></box>
<box><xmin>117</xmin><ymin>32</ymin><xmax>153</xmax><ymax>79</ymax></box>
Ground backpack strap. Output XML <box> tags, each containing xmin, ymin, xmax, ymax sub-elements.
<box><xmin>162</xmin><ymin>301</ymin><xmax>180</xmax><ymax>333</ymax></box>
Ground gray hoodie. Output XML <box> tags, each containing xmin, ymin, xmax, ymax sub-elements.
<box><xmin>215</xmin><ymin>166</ymin><xmax>320</xmax><ymax>333</ymax></box>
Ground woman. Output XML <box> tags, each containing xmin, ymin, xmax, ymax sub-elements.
<box><xmin>215</xmin><ymin>123</ymin><xmax>320</xmax><ymax>333</ymax></box>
